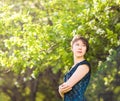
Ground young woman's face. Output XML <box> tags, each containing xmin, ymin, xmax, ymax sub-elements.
<box><xmin>72</xmin><ymin>40</ymin><xmax>87</xmax><ymax>58</ymax></box>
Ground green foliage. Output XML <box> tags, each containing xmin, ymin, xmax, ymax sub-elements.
<box><xmin>0</xmin><ymin>0</ymin><xmax>120</xmax><ymax>101</ymax></box>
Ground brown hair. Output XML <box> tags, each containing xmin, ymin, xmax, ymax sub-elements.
<box><xmin>71</xmin><ymin>35</ymin><xmax>89</xmax><ymax>52</ymax></box>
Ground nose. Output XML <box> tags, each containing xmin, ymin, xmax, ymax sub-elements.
<box><xmin>78</xmin><ymin>45</ymin><xmax>82</xmax><ymax>49</ymax></box>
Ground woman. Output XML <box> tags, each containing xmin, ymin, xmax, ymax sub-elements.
<box><xmin>58</xmin><ymin>35</ymin><xmax>91</xmax><ymax>101</ymax></box>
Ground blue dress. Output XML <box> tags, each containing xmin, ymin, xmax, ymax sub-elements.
<box><xmin>64</xmin><ymin>60</ymin><xmax>91</xmax><ymax>101</ymax></box>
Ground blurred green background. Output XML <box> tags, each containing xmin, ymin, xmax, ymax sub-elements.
<box><xmin>0</xmin><ymin>0</ymin><xmax>120</xmax><ymax>101</ymax></box>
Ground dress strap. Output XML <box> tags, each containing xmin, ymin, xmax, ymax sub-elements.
<box><xmin>72</xmin><ymin>60</ymin><xmax>91</xmax><ymax>72</ymax></box>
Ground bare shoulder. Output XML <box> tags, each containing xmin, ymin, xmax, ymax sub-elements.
<box><xmin>77</xmin><ymin>64</ymin><xmax>90</xmax><ymax>72</ymax></box>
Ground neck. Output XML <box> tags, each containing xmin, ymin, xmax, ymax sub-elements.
<box><xmin>74</xmin><ymin>56</ymin><xmax>85</xmax><ymax>65</ymax></box>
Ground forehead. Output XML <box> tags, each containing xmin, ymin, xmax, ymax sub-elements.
<box><xmin>73</xmin><ymin>39</ymin><xmax>86</xmax><ymax>44</ymax></box>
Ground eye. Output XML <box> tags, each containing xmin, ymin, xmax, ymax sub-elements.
<box><xmin>82</xmin><ymin>44</ymin><xmax>86</xmax><ymax>47</ymax></box>
<box><xmin>75</xmin><ymin>43</ymin><xmax>79</xmax><ymax>46</ymax></box>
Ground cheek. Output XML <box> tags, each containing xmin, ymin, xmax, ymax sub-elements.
<box><xmin>71</xmin><ymin>47</ymin><xmax>76</xmax><ymax>53</ymax></box>
<box><xmin>83</xmin><ymin>47</ymin><xmax>87</xmax><ymax>52</ymax></box>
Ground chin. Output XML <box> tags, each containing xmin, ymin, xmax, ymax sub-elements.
<box><xmin>76</xmin><ymin>55</ymin><xmax>83</xmax><ymax>58</ymax></box>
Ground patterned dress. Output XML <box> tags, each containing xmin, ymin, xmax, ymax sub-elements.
<box><xmin>64</xmin><ymin>60</ymin><xmax>91</xmax><ymax>101</ymax></box>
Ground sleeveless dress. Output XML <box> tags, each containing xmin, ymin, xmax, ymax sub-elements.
<box><xmin>64</xmin><ymin>60</ymin><xmax>91</xmax><ymax>101</ymax></box>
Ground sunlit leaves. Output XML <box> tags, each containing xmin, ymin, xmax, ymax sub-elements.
<box><xmin>0</xmin><ymin>0</ymin><xmax>120</xmax><ymax>101</ymax></box>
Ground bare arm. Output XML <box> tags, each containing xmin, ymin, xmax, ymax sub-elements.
<box><xmin>58</xmin><ymin>83</ymin><xmax>72</xmax><ymax>98</ymax></box>
<box><xmin>66</xmin><ymin>64</ymin><xmax>89</xmax><ymax>87</ymax></box>
<box><xmin>60</xmin><ymin>65</ymin><xmax>89</xmax><ymax>93</ymax></box>
<box><xmin>58</xmin><ymin>64</ymin><xmax>89</xmax><ymax>96</ymax></box>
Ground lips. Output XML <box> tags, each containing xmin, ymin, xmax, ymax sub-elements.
<box><xmin>77</xmin><ymin>51</ymin><xmax>82</xmax><ymax>53</ymax></box>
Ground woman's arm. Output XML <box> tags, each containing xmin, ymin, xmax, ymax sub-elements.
<box><xmin>60</xmin><ymin>64</ymin><xmax>89</xmax><ymax>94</ymax></box>
<box><xmin>58</xmin><ymin>83</ymin><xmax>72</xmax><ymax>98</ymax></box>
<box><xmin>58</xmin><ymin>64</ymin><xmax>89</xmax><ymax>95</ymax></box>
<box><xmin>66</xmin><ymin>64</ymin><xmax>89</xmax><ymax>88</ymax></box>
<box><xmin>58</xmin><ymin>86</ymin><xmax>64</xmax><ymax>98</ymax></box>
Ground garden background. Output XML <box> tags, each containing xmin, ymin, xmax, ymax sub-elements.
<box><xmin>0</xmin><ymin>0</ymin><xmax>120</xmax><ymax>101</ymax></box>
